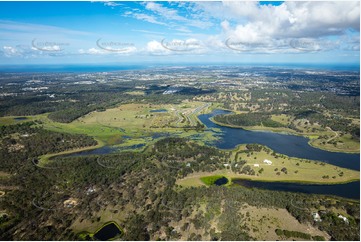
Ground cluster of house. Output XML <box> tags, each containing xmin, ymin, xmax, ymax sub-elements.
<box><xmin>312</xmin><ymin>211</ymin><xmax>349</xmax><ymax>224</ymax></box>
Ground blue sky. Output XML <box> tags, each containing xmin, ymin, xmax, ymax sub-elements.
<box><xmin>0</xmin><ymin>1</ymin><xmax>359</xmax><ymax>65</ymax></box>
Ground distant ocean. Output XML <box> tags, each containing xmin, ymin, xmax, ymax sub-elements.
<box><xmin>0</xmin><ymin>64</ymin><xmax>148</xmax><ymax>73</ymax></box>
<box><xmin>0</xmin><ymin>63</ymin><xmax>359</xmax><ymax>73</ymax></box>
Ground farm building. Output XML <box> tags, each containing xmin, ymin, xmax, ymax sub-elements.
<box><xmin>338</xmin><ymin>214</ymin><xmax>349</xmax><ymax>224</ymax></box>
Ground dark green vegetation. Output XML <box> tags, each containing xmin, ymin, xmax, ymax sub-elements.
<box><xmin>200</xmin><ymin>175</ymin><xmax>229</xmax><ymax>186</ymax></box>
<box><xmin>0</xmin><ymin>136</ymin><xmax>359</xmax><ymax>240</ymax></box>
<box><xmin>275</xmin><ymin>229</ymin><xmax>325</xmax><ymax>240</ymax></box>
<box><xmin>214</xmin><ymin>113</ymin><xmax>284</xmax><ymax>128</ymax></box>
<box><xmin>0</xmin><ymin>122</ymin><xmax>97</xmax><ymax>172</ymax></box>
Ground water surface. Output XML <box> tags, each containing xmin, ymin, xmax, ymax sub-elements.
<box><xmin>233</xmin><ymin>179</ymin><xmax>360</xmax><ymax>199</ymax></box>
<box><xmin>13</xmin><ymin>117</ymin><xmax>27</xmax><ymax>121</ymax></box>
<box><xmin>198</xmin><ymin>109</ymin><xmax>360</xmax><ymax>171</ymax></box>
<box><xmin>150</xmin><ymin>109</ymin><xmax>167</xmax><ymax>113</ymax></box>
<box><xmin>93</xmin><ymin>222</ymin><xmax>122</xmax><ymax>241</ymax></box>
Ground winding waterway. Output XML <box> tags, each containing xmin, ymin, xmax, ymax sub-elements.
<box><xmin>198</xmin><ymin>109</ymin><xmax>360</xmax><ymax>199</ymax></box>
<box><xmin>57</xmin><ymin>109</ymin><xmax>359</xmax><ymax>199</ymax></box>
<box><xmin>198</xmin><ymin>109</ymin><xmax>360</xmax><ymax>171</ymax></box>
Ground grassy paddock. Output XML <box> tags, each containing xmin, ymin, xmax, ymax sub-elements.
<box><xmin>7</xmin><ymin>102</ymin><xmax>218</xmax><ymax>162</ymax></box>
<box><xmin>177</xmin><ymin>145</ymin><xmax>359</xmax><ymax>187</ymax></box>
<box><xmin>0</xmin><ymin>116</ymin><xmax>36</xmax><ymax>126</ymax></box>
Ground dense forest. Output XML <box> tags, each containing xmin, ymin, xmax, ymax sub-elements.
<box><xmin>0</xmin><ymin>122</ymin><xmax>97</xmax><ymax>172</ymax></box>
<box><xmin>213</xmin><ymin>112</ymin><xmax>285</xmax><ymax>128</ymax></box>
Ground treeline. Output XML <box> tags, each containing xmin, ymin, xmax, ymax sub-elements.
<box><xmin>275</xmin><ymin>229</ymin><xmax>325</xmax><ymax>240</ymax></box>
<box><xmin>214</xmin><ymin>112</ymin><xmax>284</xmax><ymax>128</ymax></box>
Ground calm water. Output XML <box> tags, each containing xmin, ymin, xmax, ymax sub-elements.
<box><xmin>198</xmin><ymin>109</ymin><xmax>360</xmax><ymax>199</ymax></box>
<box><xmin>150</xmin><ymin>109</ymin><xmax>168</xmax><ymax>113</ymax></box>
<box><xmin>233</xmin><ymin>179</ymin><xmax>360</xmax><ymax>199</ymax></box>
<box><xmin>63</xmin><ymin>144</ymin><xmax>145</xmax><ymax>157</ymax></box>
<box><xmin>198</xmin><ymin>109</ymin><xmax>360</xmax><ymax>171</ymax></box>
<box><xmin>93</xmin><ymin>222</ymin><xmax>122</xmax><ymax>240</ymax></box>
<box><xmin>13</xmin><ymin>117</ymin><xmax>27</xmax><ymax>121</ymax></box>
<box><xmin>0</xmin><ymin>64</ymin><xmax>147</xmax><ymax>73</ymax></box>
<box><xmin>215</xmin><ymin>177</ymin><xmax>229</xmax><ymax>186</ymax></box>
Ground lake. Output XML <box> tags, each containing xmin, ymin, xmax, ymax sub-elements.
<box><xmin>198</xmin><ymin>109</ymin><xmax>360</xmax><ymax>171</ymax></box>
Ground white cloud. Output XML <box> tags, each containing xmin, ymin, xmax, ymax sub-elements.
<box><xmin>132</xmin><ymin>13</ymin><xmax>167</xmax><ymax>26</ymax></box>
<box><xmin>192</xmin><ymin>1</ymin><xmax>360</xmax><ymax>53</ymax></box>
<box><xmin>32</xmin><ymin>45</ymin><xmax>62</xmax><ymax>52</ymax></box>
<box><xmin>3</xmin><ymin>46</ymin><xmax>20</xmax><ymax>57</ymax></box>
<box><xmin>124</xmin><ymin>2</ymin><xmax>213</xmax><ymax>30</ymax></box>
<box><xmin>78</xmin><ymin>46</ymin><xmax>137</xmax><ymax>55</ymax></box>
<box><xmin>199</xmin><ymin>1</ymin><xmax>359</xmax><ymax>39</ymax></box>
<box><xmin>103</xmin><ymin>1</ymin><xmax>121</xmax><ymax>8</ymax></box>
<box><xmin>145</xmin><ymin>38</ymin><xmax>207</xmax><ymax>55</ymax></box>
<box><xmin>79</xmin><ymin>48</ymin><xmax>105</xmax><ymax>55</ymax></box>
<box><xmin>146</xmin><ymin>40</ymin><xmax>170</xmax><ymax>55</ymax></box>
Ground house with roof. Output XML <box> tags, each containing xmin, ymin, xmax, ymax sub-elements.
<box><xmin>338</xmin><ymin>214</ymin><xmax>349</xmax><ymax>224</ymax></box>
<box><xmin>263</xmin><ymin>159</ymin><xmax>272</xmax><ymax>165</ymax></box>
<box><xmin>312</xmin><ymin>212</ymin><xmax>322</xmax><ymax>222</ymax></box>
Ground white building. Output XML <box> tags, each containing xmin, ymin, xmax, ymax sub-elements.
<box><xmin>338</xmin><ymin>214</ymin><xmax>349</xmax><ymax>224</ymax></box>
<box><xmin>263</xmin><ymin>159</ymin><xmax>272</xmax><ymax>165</ymax></box>
<box><xmin>254</xmin><ymin>164</ymin><xmax>260</xmax><ymax>167</ymax></box>
<box><xmin>312</xmin><ymin>212</ymin><xmax>322</xmax><ymax>222</ymax></box>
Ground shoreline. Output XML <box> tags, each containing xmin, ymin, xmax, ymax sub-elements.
<box><xmin>38</xmin><ymin>138</ymin><xmax>105</xmax><ymax>166</ymax></box>
<box><xmin>209</xmin><ymin>116</ymin><xmax>360</xmax><ymax>154</ymax></box>
<box><xmin>177</xmin><ymin>172</ymin><xmax>360</xmax><ymax>187</ymax></box>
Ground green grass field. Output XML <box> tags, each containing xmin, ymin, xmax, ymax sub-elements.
<box><xmin>0</xmin><ymin>101</ymin><xmax>219</xmax><ymax>162</ymax></box>
<box><xmin>177</xmin><ymin>144</ymin><xmax>359</xmax><ymax>187</ymax></box>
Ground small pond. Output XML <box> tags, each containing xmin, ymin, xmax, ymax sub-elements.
<box><xmin>214</xmin><ymin>177</ymin><xmax>229</xmax><ymax>186</ymax></box>
<box><xmin>13</xmin><ymin>117</ymin><xmax>27</xmax><ymax>121</ymax></box>
<box><xmin>150</xmin><ymin>109</ymin><xmax>167</xmax><ymax>113</ymax></box>
<box><xmin>93</xmin><ymin>222</ymin><xmax>122</xmax><ymax>241</ymax></box>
